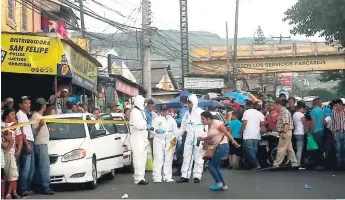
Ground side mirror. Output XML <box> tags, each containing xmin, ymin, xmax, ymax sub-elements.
<box><xmin>91</xmin><ymin>130</ymin><xmax>106</xmax><ymax>138</ymax></box>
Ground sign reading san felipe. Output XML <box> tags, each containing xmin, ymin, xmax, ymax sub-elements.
<box><xmin>1</xmin><ymin>34</ymin><xmax>63</xmax><ymax>75</ymax></box>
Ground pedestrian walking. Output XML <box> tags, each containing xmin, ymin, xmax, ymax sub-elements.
<box><xmin>129</xmin><ymin>95</ymin><xmax>149</xmax><ymax>185</ymax></box>
<box><xmin>198</xmin><ymin>111</ymin><xmax>240</xmax><ymax>191</ymax></box>
<box><xmin>31</xmin><ymin>98</ymin><xmax>55</xmax><ymax>195</ymax></box>
<box><xmin>174</xmin><ymin>94</ymin><xmax>206</xmax><ymax>184</ymax></box>
<box><xmin>330</xmin><ymin>99</ymin><xmax>345</xmax><ymax>170</ymax></box>
<box><xmin>273</xmin><ymin>99</ymin><xmax>298</xmax><ymax>168</ymax></box>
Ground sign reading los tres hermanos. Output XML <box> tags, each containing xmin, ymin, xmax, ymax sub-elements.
<box><xmin>1</xmin><ymin>34</ymin><xmax>63</xmax><ymax>75</ymax></box>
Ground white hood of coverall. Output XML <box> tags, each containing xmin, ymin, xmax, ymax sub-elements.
<box><xmin>187</xmin><ymin>94</ymin><xmax>198</xmax><ymax>110</ymax></box>
<box><xmin>133</xmin><ymin>95</ymin><xmax>145</xmax><ymax>110</ymax></box>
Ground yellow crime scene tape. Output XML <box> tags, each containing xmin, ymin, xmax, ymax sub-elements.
<box><xmin>2</xmin><ymin>118</ymin><xmax>129</xmax><ymax>132</ymax></box>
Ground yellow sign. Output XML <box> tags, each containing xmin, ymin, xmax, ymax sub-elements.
<box><xmin>1</xmin><ymin>34</ymin><xmax>63</xmax><ymax>75</ymax></box>
<box><xmin>192</xmin><ymin>55</ymin><xmax>345</xmax><ymax>74</ymax></box>
<box><xmin>63</xmin><ymin>43</ymin><xmax>98</xmax><ymax>82</ymax></box>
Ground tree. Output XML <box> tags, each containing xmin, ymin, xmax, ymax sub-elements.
<box><xmin>307</xmin><ymin>88</ymin><xmax>337</xmax><ymax>101</ymax></box>
<box><xmin>283</xmin><ymin>0</ymin><xmax>345</xmax><ymax>48</ymax></box>
<box><xmin>253</xmin><ymin>26</ymin><xmax>266</xmax><ymax>45</ymax></box>
<box><xmin>284</xmin><ymin>0</ymin><xmax>345</xmax><ymax>97</ymax></box>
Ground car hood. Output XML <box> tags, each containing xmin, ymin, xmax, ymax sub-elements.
<box><xmin>48</xmin><ymin>138</ymin><xmax>85</xmax><ymax>156</ymax></box>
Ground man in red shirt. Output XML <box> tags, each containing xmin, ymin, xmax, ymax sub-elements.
<box><xmin>265</xmin><ymin>101</ymin><xmax>279</xmax><ymax>132</ymax></box>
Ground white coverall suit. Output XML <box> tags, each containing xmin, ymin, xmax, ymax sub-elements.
<box><xmin>151</xmin><ymin>115</ymin><xmax>179</xmax><ymax>182</ymax></box>
<box><xmin>177</xmin><ymin>94</ymin><xmax>206</xmax><ymax>180</ymax></box>
<box><xmin>129</xmin><ymin>95</ymin><xmax>148</xmax><ymax>184</ymax></box>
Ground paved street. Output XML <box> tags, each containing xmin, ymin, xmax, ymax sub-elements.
<box><xmin>34</xmin><ymin>168</ymin><xmax>345</xmax><ymax>199</ymax></box>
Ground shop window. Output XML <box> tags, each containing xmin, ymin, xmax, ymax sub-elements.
<box><xmin>7</xmin><ymin>0</ymin><xmax>16</xmax><ymax>29</ymax></box>
<box><xmin>21</xmin><ymin>0</ymin><xmax>28</xmax><ymax>31</ymax></box>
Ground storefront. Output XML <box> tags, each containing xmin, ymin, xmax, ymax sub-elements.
<box><xmin>109</xmin><ymin>74</ymin><xmax>145</xmax><ymax>109</ymax></box>
<box><xmin>58</xmin><ymin>40</ymin><xmax>101</xmax><ymax>108</ymax></box>
<box><xmin>1</xmin><ymin>32</ymin><xmax>64</xmax><ymax>106</ymax></box>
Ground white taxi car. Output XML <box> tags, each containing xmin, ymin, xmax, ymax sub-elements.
<box><xmin>98</xmin><ymin>113</ymin><xmax>133</xmax><ymax>172</ymax></box>
<box><xmin>47</xmin><ymin>113</ymin><xmax>124</xmax><ymax>189</ymax></box>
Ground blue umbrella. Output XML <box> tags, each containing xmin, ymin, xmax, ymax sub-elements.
<box><xmin>223</xmin><ymin>92</ymin><xmax>249</xmax><ymax>105</ymax></box>
<box><xmin>198</xmin><ymin>99</ymin><xmax>224</xmax><ymax>108</ymax></box>
<box><xmin>167</xmin><ymin>98</ymin><xmax>224</xmax><ymax>108</ymax></box>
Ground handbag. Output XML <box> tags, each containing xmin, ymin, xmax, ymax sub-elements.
<box><xmin>202</xmin><ymin>135</ymin><xmax>225</xmax><ymax>161</ymax></box>
<box><xmin>307</xmin><ymin>134</ymin><xmax>318</xmax><ymax>151</ymax></box>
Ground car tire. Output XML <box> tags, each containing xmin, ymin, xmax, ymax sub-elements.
<box><xmin>86</xmin><ymin>157</ymin><xmax>98</xmax><ymax>189</ymax></box>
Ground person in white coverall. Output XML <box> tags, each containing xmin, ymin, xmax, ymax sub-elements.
<box><xmin>129</xmin><ymin>95</ymin><xmax>150</xmax><ymax>185</ymax></box>
<box><xmin>173</xmin><ymin>94</ymin><xmax>206</xmax><ymax>183</ymax></box>
<box><xmin>151</xmin><ymin>104</ymin><xmax>179</xmax><ymax>183</ymax></box>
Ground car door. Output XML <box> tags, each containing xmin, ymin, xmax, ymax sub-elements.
<box><xmin>99</xmin><ymin>114</ymin><xmax>131</xmax><ymax>152</ymax></box>
<box><xmin>88</xmin><ymin>115</ymin><xmax>123</xmax><ymax>172</ymax></box>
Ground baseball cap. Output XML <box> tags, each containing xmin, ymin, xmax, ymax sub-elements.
<box><xmin>160</xmin><ymin>104</ymin><xmax>168</xmax><ymax>111</ymax></box>
<box><xmin>62</xmin><ymin>89</ymin><xmax>68</xmax><ymax>92</ymax></box>
<box><xmin>246</xmin><ymin>100</ymin><xmax>254</xmax><ymax>107</ymax></box>
<box><xmin>6</xmin><ymin>97</ymin><xmax>14</xmax><ymax>103</ymax></box>
<box><xmin>147</xmin><ymin>99</ymin><xmax>155</xmax><ymax>105</ymax></box>
<box><xmin>36</xmin><ymin>98</ymin><xmax>48</xmax><ymax>105</ymax></box>
<box><xmin>20</xmin><ymin>96</ymin><xmax>30</xmax><ymax>103</ymax></box>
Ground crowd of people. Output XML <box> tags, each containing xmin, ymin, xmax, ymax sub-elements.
<box><xmin>1</xmin><ymin>91</ymin><xmax>344</xmax><ymax>197</ymax></box>
<box><xmin>223</xmin><ymin>94</ymin><xmax>345</xmax><ymax>171</ymax></box>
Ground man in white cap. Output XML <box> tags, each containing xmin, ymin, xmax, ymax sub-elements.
<box><xmin>5</xmin><ymin>97</ymin><xmax>14</xmax><ymax>109</ymax></box>
<box><xmin>173</xmin><ymin>94</ymin><xmax>206</xmax><ymax>183</ymax></box>
<box><xmin>49</xmin><ymin>89</ymin><xmax>69</xmax><ymax>114</ymax></box>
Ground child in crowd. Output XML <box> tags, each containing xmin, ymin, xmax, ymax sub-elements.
<box><xmin>1</xmin><ymin>108</ymin><xmax>22</xmax><ymax>199</ymax></box>
<box><xmin>227</xmin><ymin>111</ymin><xmax>243</xmax><ymax>169</ymax></box>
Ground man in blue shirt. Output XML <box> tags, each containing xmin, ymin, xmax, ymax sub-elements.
<box><xmin>172</xmin><ymin>96</ymin><xmax>188</xmax><ymax>176</ymax></box>
<box><xmin>145</xmin><ymin>99</ymin><xmax>158</xmax><ymax>157</ymax></box>
<box><xmin>311</xmin><ymin>98</ymin><xmax>325</xmax><ymax>151</ymax></box>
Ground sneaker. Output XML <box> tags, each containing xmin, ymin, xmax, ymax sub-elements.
<box><xmin>137</xmin><ymin>180</ymin><xmax>149</xmax><ymax>185</ymax></box>
<box><xmin>298</xmin><ymin>167</ymin><xmax>306</xmax><ymax>170</ymax></box>
<box><xmin>227</xmin><ymin>165</ymin><xmax>233</xmax><ymax>170</ymax></box>
<box><xmin>153</xmin><ymin>179</ymin><xmax>162</xmax><ymax>183</ymax></box>
<box><xmin>20</xmin><ymin>191</ymin><xmax>30</xmax><ymax>198</ymax></box>
<box><xmin>42</xmin><ymin>189</ymin><xmax>54</xmax><ymax>195</ymax></box>
<box><xmin>164</xmin><ymin>178</ymin><xmax>175</xmax><ymax>183</ymax></box>
<box><xmin>193</xmin><ymin>178</ymin><xmax>200</xmax><ymax>183</ymax></box>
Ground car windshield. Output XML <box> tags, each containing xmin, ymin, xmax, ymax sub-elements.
<box><xmin>47</xmin><ymin>117</ymin><xmax>86</xmax><ymax>140</ymax></box>
<box><xmin>99</xmin><ymin>115</ymin><xmax>128</xmax><ymax>134</ymax></box>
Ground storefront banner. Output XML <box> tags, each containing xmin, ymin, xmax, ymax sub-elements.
<box><xmin>1</xmin><ymin>34</ymin><xmax>63</xmax><ymax>75</ymax></box>
<box><xmin>63</xmin><ymin>43</ymin><xmax>98</xmax><ymax>93</ymax></box>
<box><xmin>72</xmin><ymin>73</ymin><xmax>96</xmax><ymax>93</ymax></box>
<box><xmin>116</xmin><ymin>79</ymin><xmax>139</xmax><ymax>97</ymax></box>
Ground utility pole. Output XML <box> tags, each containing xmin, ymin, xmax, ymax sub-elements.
<box><xmin>226</xmin><ymin>21</ymin><xmax>231</xmax><ymax>83</ymax></box>
<box><xmin>142</xmin><ymin>0</ymin><xmax>152</xmax><ymax>98</ymax></box>
<box><xmin>180</xmin><ymin>0</ymin><xmax>189</xmax><ymax>88</ymax></box>
<box><xmin>271</xmin><ymin>34</ymin><xmax>291</xmax><ymax>44</ymax></box>
<box><xmin>78</xmin><ymin>0</ymin><xmax>86</xmax><ymax>38</ymax></box>
<box><xmin>232</xmin><ymin>0</ymin><xmax>239</xmax><ymax>90</ymax></box>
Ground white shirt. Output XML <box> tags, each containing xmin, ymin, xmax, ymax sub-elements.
<box><xmin>325</xmin><ymin>116</ymin><xmax>331</xmax><ymax>129</ymax></box>
<box><xmin>242</xmin><ymin>109</ymin><xmax>265</xmax><ymax>140</ymax></box>
<box><xmin>31</xmin><ymin>112</ymin><xmax>50</xmax><ymax>145</ymax></box>
<box><xmin>293</xmin><ymin>112</ymin><xmax>305</xmax><ymax>135</ymax></box>
<box><xmin>16</xmin><ymin>110</ymin><xmax>34</xmax><ymax>141</ymax></box>
<box><xmin>1</xmin><ymin>122</ymin><xmax>22</xmax><ymax>153</ymax></box>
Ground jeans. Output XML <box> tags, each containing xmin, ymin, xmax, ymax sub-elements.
<box><xmin>243</xmin><ymin>139</ymin><xmax>259</xmax><ymax>167</ymax></box>
<box><xmin>34</xmin><ymin>144</ymin><xmax>51</xmax><ymax>190</ymax></box>
<box><xmin>207</xmin><ymin>144</ymin><xmax>229</xmax><ymax>185</ymax></box>
<box><xmin>335</xmin><ymin>132</ymin><xmax>345</xmax><ymax>167</ymax></box>
<box><xmin>294</xmin><ymin>135</ymin><xmax>304</xmax><ymax>166</ymax></box>
<box><xmin>19</xmin><ymin>140</ymin><xmax>35</xmax><ymax>193</ymax></box>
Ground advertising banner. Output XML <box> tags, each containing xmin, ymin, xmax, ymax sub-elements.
<box><xmin>63</xmin><ymin>43</ymin><xmax>98</xmax><ymax>93</ymax></box>
<box><xmin>1</xmin><ymin>34</ymin><xmax>63</xmax><ymax>75</ymax></box>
